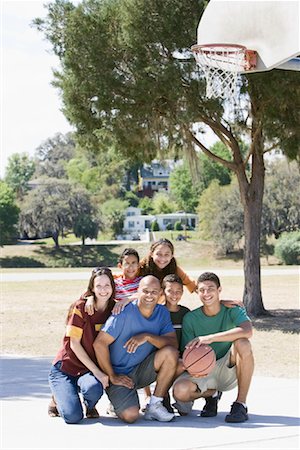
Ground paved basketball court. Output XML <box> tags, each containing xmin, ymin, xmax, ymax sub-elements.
<box><xmin>1</xmin><ymin>355</ymin><xmax>299</xmax><ymax>450</ymax></box>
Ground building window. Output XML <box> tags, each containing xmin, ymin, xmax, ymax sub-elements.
<box><xmin>128</xmin><ymin>221</ymin><xmax>135</xmax><ymax>228</ymax></box>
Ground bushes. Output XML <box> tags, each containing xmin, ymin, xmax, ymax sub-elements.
<box><xmin>274</xmin><ymin>231</ymin><xmax>300</xmax><ymax>265</ymax></box>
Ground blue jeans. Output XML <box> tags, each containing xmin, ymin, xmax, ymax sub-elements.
<box><xmin>49</xmin><ymin>361</ymin><xmax>104</xmax><ymax>424</ymax></box>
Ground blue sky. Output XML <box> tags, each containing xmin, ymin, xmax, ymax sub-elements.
<box><xmin>1</xmin><ymin>0</ymin><xmax>73</xmax><ymax>178</ymax></box>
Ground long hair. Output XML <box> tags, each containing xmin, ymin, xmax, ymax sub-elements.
<box><xmin>66</xmin><ymin>267</ymin><xmax>115</xmax><ymax>324</ymax></box>
<box><xmin>139</xmin><ymin>238</ymin><xmax>177</xmax><ymax>282</ymax></box>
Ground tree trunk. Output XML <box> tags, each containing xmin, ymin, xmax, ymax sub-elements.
<box><xmin>52</xmin><ymin>231</ymin><xmax>60</xmax><ymax>248</ymax></box>
<box><xmin>238</xmin><ymin>119</ymin><xmax>267</xmax><ymax>317</ymax></box>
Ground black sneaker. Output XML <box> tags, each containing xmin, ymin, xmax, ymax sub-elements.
<box><xmin>200</xmin><ymin>391</ymin><xmax>222</xmax><ymax>417</ymax></box>
<box><xmin>225</xmin><ymin>402</ymin><xmax>248</xmax><ymax>423</ymax></box>
<box><xmin>162</xmin><ymin>393</ymin><xmax>174</xmax><ymax>414</ymax></box>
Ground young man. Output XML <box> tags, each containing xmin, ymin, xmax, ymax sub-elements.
<box><xmin>173</xmin><ymin>272</ymin><xmax>254</xmax><ymax>423</ymax></box>
<box><xmin>93</xmin><ymin>275</ymin><xmax>179</xmax><ymax>423</ymax></box>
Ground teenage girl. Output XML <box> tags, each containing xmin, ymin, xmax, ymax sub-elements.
<box><xmin>139</xmin><ymin>238</ymin><xmax>197</xmax><ymax>294</ymax></box>
<box><xmin>48</xmin><ymin>267</ymin><xmax>115</xmax><ymax>423</ymax></box>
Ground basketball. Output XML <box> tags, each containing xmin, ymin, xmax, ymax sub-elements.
<box><xmin>182</xmin><ymin>344</ymin><xmax>216</xmax><ymax>377</ymax></box>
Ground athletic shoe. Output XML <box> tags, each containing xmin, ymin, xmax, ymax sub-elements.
<box><xmin>225</xmin><ymin>402</ymin><xmax>248</xmax><ymax>423</ymax></box>
<box><xmin>200</xmin><ymin>391</ymin><xmax>222</xmax><ymax>417</ymax></box>
<box><xmin>144</xmin><ymin>401</ymin><xmax>175</xmax><ymax>422</ymax></box>
<box><xmin>85</xmin><ymin>406</ymin><xmax>99</xmax><ymax>419</ymax></box>
<box><xmin>162</xmin><ymin>393</ymin><xmax>174</xmax><ymax>414</ymax></box>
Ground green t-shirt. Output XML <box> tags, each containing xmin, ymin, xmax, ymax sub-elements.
<box><xmin>181</xmin><ymin>304</ymin><xmax>250</xmax><ymax>359</ymax></box>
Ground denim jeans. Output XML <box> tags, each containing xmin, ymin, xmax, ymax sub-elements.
<box><xmin>49</xmin><ymin>361</ymin><xmax>104</xmax><ymax>424</ymax></box>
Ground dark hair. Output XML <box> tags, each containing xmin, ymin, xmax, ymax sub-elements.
<box><xmin>139</xmin><ymin>239</ymin><xmax>177</xmax><ymax>282</ymax></box>
<box><xmin>162</xmin><ymin>274</ymin><xmax>183</xmax><ymax>289</ymax></box>
<box><xmin>66</xmin><ymin>267</ymin><xmax>115</xmax><ymax>323</ymax></box>
<box><xmin>197</xmin><ymin>272</ymin><xmax>221</xmax><ymax>288</ymax></box>
<box><xmin>118</xmin><ymin>248</ymin><xmax>140</xmax><ymax>264</ymax></box>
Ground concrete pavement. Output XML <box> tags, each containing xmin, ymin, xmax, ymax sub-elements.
<box><xmin>1</xmin><ymin>355</ymin><xmax>299</xmax><ymax>450</ymax></box>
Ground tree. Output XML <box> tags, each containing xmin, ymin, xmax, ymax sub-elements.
<box><xmin>262</xmin><ymin>159</ymin><xmax>300</xmax><ymax>238</ymax></box>
<box><xmin>152</xmin><ymin>192</ymin><xmax>178</xmax><ymax>214</ymax></box>
<box><xmin>199</xmin><ymin>142</ymin><xmax>232</xmax><ymax>188</ymax></box>
<box><xmin>35</xmin><ymin>0</ymin><xmax>300</xmax><ymax>315</ymax></box>
<box><xmin>19</xmin><ymin>178</ymin><xmax>73</xmax><ymax>247</ymax></box>
<box><xmin>169</xmin><ymin>163</ymin><xmax>203</xmax><ymax>212</ymax></box>
<box><xmin>0</xmin><ymin>182</ymin><xmax>20</xmax><ymax>245</ymax></box>
<box><xmin>4</xmin><ymin>153</ymin><xmax>35</xmax><ymax>199</ymax></box>
<box><xmin>138</xmin><ymin>196</ymin><xmax>154</xmax><ymax>215</ymax></box>
<box><xmin>35</xmin><ymin>132</ymin><xmax>76</xmax><ymax>179</ymax></box>
<box><xmin>100</xmin><ymin>198</ymin><xmax>129</xmax><ymax>237</ymax></box>
<box><xmin>69</xmin><ymin>187</ymin><xmax>100</xmax><ymax>246</ymax></box>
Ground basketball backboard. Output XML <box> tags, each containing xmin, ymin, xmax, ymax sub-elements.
<box><xmin>195</xmin><ymin>0</ymin><xmax>300</xmax><ymax>73</ymax></box>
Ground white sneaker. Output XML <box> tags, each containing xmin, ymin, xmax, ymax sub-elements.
<box><xmin>144</xmin><ymin>401</ymin><xmax>175</xmax><ymax>422</ymax></box>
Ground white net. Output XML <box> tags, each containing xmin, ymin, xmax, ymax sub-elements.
<box><xmin>192</xmin><ymin>45</ymin><xmax>246</xmax><ymax>102</ymax></box>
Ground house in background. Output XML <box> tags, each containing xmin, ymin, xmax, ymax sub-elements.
<box><xmin>138</xmin><ymin>160</ymin><xmax>179</xmax><ymax>198</ymax></box>
<box><xmin>121</xmin><ymin>207</ymin><xmax>198</xmax><ymax>240</ymax></box>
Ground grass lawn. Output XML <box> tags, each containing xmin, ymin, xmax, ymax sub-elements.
<box><xmin>2</xmin><ymin>271</ymin><xmax>299</xmax><ymax>379</ymax></box>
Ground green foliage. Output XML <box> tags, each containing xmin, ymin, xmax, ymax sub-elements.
<box><xmin>100</xmin><ymin>198</ymin><xmax>129</xmax><ymax>237</ymax></box>
<box><xmin>197</xmin><ymin>180</ymin><xmax>244</xmax><ymax>254</ymax></box>
<box><xmin>19</xmin><ymin>178</ymin><xmax>74</xmax><ymax>247</ymax></box>
<box><xmin>0</xmin><ymin>182</ymin><xmax>20</xmax><ymax>245</ymax></box>
<box><xmin>166</xmin><ymin>222</ymin><xmax>173</xmax><ymax>231</ymax></box>
<box><xmin>152</xmin><ymin>192</ymin><xmax>178</xmax><ymax>214</ymax></box>
<box><xmin>174</xmin><ymin>220</ymin><xmax>183</xmax><ymax>231</ymax></box>
<box><xmin>4</xmin><ymin>153</ymin><xmax>35</xmax><ymax>199</ymax></box>
<box><xmin>274</xmin><ymin>231</ymin><xmax>300</xmax><ymax>265</ymax></box>
<box><xmin>124</xmin><ymin>190</ymin><xmax>139</xmax><ymax>207</ymax></box>
<box><xmin>73</xmin><ymin>214</ymin><xmax>99</xmax><ymax>246</ymax></box>
<box><xmin>35</xmin><ymin>132</ymin><xmax>76</xmax><ymax>178</ymax></box>
<box><xmin>138</xmin><ymin>196</ymin><xmax>154</xmax><ymax>214</ymax></box>
<box><xmin>169</xmin><ymin>163</ymin><xmax>203</xmax><ymax>212</ymax></box>
<box><xmin>151</xmin><ymin>220</ymin><xmax>160</xmax><ymax>231</ymax></box>
<box><xmin>200</xmin><ymin>142</ymin><xmax>232</xmax><ymax>188</ymax></box>
<box><xmin>262</xmin><ymin>159</ymin><xmax>300</xmax><ymax>238</ymax></box>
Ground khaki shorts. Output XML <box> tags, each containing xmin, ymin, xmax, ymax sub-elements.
<box><xmin>173</xmin><ymin>349</ymin><xmax>237</xmax><ymax>414</ymax></box>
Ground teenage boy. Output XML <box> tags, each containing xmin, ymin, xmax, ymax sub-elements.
<box><xmin>173</xmin><ymin>272</ymin><xmax>254</xmax><ymax>423</ymax></box>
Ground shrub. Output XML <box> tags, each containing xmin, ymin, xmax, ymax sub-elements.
<box><xmin>174</xmin><ymin>221</ymin><xmax>183</xmax><ymax>231</ymax></box>
<box><xmin>166</xmin><ymin>223</ymin><xmax>173</xmax><ymax>231</ymax></box>
<box><xmin>151</xmin><ymin>220</ymin><xmax>160</xmax><ymax>231</ymax></box>
<box><xmin>274</xmin><ymin>231</ymin><xmax>300</xmax><ymax>265</ymax></box>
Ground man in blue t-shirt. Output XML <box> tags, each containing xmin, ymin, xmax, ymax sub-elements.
<box><xmin>93</xmin><ymin>275</ymin><xmax>178</xmax><ymax>423</ymax></box>
<box><xmin>173</xmin><ymin>272</ymin><xmax>254</xmax><ymax>423</ymax></box>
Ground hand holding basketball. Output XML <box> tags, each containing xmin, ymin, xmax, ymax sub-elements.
<box><xmin>182</xmin><ymin>343</ymin><xmax>216</xmax><ymax>377</ymax></box>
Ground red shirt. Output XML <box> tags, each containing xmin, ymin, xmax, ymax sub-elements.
<box><xmin>53</xmin><ymin>299</ymin><xmax>111</xmax><ymax>376</ymax></box>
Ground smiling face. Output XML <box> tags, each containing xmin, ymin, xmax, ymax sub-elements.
<box><xmin>137</xmin><ymin>276</ymin><xmax>161</xmax><ymax>313</ymax></box>
<box><xmin>164</xmin><ymin>281</ymin><xmax>183</xmax><ymax>310</ymax></box>
<box><xmin>120</xmin><ymin>254</ymin><xmax>139</xmax><ymax>280</ymax></box>
<box><xmin>151</xmin><ymin>244</ymin><xmax>173</xmax><ymax>270</ymax></box>
<box><xmin>197</xmin><ymin>280</ymin><xmax>221</xmax><ymax>309</ymax></box>
<box><xmin>93</xmin><ymin>274</ymin><xmax>113</xmax><ymax>305</ymax></box>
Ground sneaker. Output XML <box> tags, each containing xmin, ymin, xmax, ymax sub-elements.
<box><xmin>106</xmin><ymin>402</ymin><xmax>118</xmax><ymax>418</ymax></box>
<box><xmin>162</xmin><ymin>393</ymin><xmax>174</xmax><ymax>414</ymax></box>
<box><xmin>225</xmin><ymin>402</ymin><xmax>248</xmax><ymax>423</ymax></box>
<box><xmin>85</xmin><ymin>406</ymin><xmax>99</xmax><ymax>419</ymax></box>
<box><xmin>144</xmin><ymin>401</ymin><xmax>175</xmax><ymax>422</ymax></box>
<box><xmin>200</xmin><ymin>391</ymin><xmax>222</xmax><ymax>417</ymax></box>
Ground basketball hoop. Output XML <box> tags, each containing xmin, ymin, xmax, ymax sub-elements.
<box><xmin>191</xmin><ymin>43</ymin><xmax>256</xmax><ymax>103</ymax></box>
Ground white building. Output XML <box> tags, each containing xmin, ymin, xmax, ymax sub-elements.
<box><xmin>122</xmin><ymin>207</ymin><xmax>198</xmax><ymax>236</ymax></box>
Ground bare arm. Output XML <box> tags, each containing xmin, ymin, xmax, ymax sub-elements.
<box><xmin>124</xmin><ymin>331</ymin><xmax>177</xmax><ymax>353</ymax></box>
<box><xmin>69</xmin><ymin>337</ymin><xmax>109</xmax><ymax>388</ymax></box>
<box><xmin>93</xmin><ymin>331</ymin><xmax>134</xmax><ymax>388</ymax></box>
<box><xmin>186</xmin><ymin>321</ymin><xmax>253</xmax><ymax>348</ymax></box>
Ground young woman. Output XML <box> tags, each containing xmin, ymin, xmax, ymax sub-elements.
<box><xmin>48</xmin><ymin>267</ymin><xmax>115</xmax><ymax>424</ymax></box>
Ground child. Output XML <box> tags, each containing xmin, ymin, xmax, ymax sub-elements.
<box><xmin>162</xmin><ymin>273</ymin><xmax>190</xmax><ymax>351</ymax></box>
<box><xmin>139</xmin><ymin>238</ymin><xmax>197</xmax><ymax>295</ymax></box>
<box><xmin>85</xmin><ymin>248</ymin><xmax>142</xmax><ymax>314</ymax></box>
<box><xmin>48</xmin><ymin>267</ymin><xmax>115</xmax><ymax>423</ymax></box>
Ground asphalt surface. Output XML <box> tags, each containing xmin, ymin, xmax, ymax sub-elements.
<box><xmin>1</xmin><ymin>355</ymin><xmax>299</xmax><ymax>450</ymax></box>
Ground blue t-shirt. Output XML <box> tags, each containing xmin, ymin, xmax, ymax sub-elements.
<box><xmin>102</xmin><ymin>301</ymin><xmax>175</xmax><ymax>374</ymax></box>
